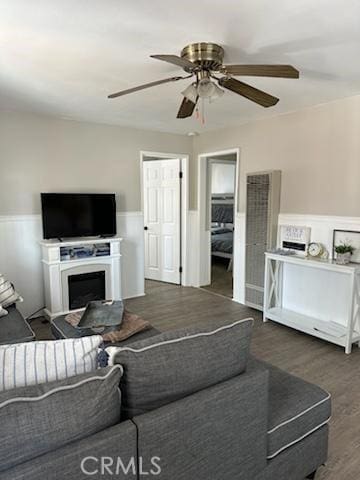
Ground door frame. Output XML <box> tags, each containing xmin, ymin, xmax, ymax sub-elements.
<box><xmin>140</xmin><ymin>150</ymin><xmax>190</xmax><ymax>287</ymax></box>
<box><xmin>197</xmin><ymin>148</ymin><xmax>241</xmax><ymax>300</ymax></box>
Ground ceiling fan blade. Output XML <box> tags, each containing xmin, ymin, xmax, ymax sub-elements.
<box><xmin>177</xmin><ymin>97</ymin><xmax>198</xmax><ymax>119</ymax></box>
<box><xmin>151</xmin><ymin>54</ymin><xmax>197</xmax><ymax>71</ymax></box>
<box><xmin>108</xmin><ymin>76</ymin><xmax>183</xmax><ymax>98</ymax></box>
<box><xmin>222</xmin><ymin>64</ymin><xmax>299</xmax><ymax>79</ymax></box>
<box><xmin>219</xmin><ymin>77</ymin><xmax>279</xmax><ymax>107</ymax></box>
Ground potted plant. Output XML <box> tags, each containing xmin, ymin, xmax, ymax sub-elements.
<box><xmin>334</xmin><ymin>242</ymin><xmax>355</xmax><ymax>265</ymax></box>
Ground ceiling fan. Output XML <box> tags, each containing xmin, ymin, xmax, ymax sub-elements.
<box><xmin>108</xmin><ymin>42</ymin><xmax>299</xmax><ymax>119</ymax></box>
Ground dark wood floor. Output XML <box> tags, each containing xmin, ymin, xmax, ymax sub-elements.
<box><xmin>32</xmin><ymin>281</ymin><xmax>360</xmax><ymax>480</ymax></box>
<box><xmin>202</xmin><ymin>257</ymin><xmax>233</xmax><ymax>298</ymax></box>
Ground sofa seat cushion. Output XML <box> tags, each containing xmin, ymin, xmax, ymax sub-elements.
<box><xmin>250</xmin><ymin>357</ymin><xmax>331</xmax><ymax>459</ymax></box>
<box><xmin>0</xmin><ymin>365</ymin><xmax>123</xmax><ymax>472</ymax></box>
<box><xmin>112</xmin><ymin>317</ymin><xmax>253</xmax><ymax>418</ymax></box>
<box><xmin>0</xmin><ymin>305</ymin><xmax>35</xmax><ymax>345</ymax></box>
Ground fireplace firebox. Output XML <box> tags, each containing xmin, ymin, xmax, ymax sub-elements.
<box><xmin>68</xmin><ymin>271</ymin><xmax>106</xmax><ymax>310</ymax></box>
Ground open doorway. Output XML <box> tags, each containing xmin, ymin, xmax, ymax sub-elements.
<box><xmin>202</xmin><ymin>154</ymin><xmax>236</xmax><ymax>298</ymax></box>
<box><xmin>140</xmin><ymin>151</ymin><xmax>189</xmax><ymax>291</ymax></box>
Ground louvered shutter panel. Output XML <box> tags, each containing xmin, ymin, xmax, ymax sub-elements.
<box><xmin>245</xmin><ymin>171</ymin><xmax>281</xmax><ymax>310</ymax></box>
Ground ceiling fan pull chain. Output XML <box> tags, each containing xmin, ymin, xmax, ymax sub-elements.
<box><xmin>195</xmin><ymin>105</ymin><xmax>200</xmax><ymax>121</ymax></box>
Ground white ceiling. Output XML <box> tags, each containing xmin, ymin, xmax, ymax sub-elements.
<box><xmin>1</xmin><ymin>0</ymin><xmax>360</xmax><ymax>134</ymax></box>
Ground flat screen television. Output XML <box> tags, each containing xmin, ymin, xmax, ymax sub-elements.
<box><xmin>41</xmin><ymin>193</ymin><xmax>117</xmax><ymax>239</ymax></box>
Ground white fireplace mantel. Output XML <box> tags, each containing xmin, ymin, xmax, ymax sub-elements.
<box><xmin>40</xmin><ymin>237</ymin><xmax>123</xmax><ymax>319</ymax></box>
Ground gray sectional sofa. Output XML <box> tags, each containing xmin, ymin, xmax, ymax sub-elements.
<box><xmin>0</xmin><ymin>317</ymin><xmax>330</xmax><ymax>480</ymax></box>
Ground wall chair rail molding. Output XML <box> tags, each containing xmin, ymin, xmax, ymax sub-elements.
<box><xmin>278</xmin><ymin>214</ymin><xmax>360</xmax><ymax>258</ymax></box>
<box><xmin>0</xmin><ymin>214</ymin><xmax>42</xmax><ymax>223</ymax></box>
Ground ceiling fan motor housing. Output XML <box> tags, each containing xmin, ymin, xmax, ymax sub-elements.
<box><xmin>181</xmin><ymin>42</ymin><xmax>224</xmax><ymax>72</ymax></box>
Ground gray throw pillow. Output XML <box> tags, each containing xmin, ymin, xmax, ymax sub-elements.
<box><xmin>0</xmin><ymin>365</ymin><xmax>123</xmax><ymax>472</ymax></box>
<box><xmin>113</xmin><ymin>318</ymin><xmax>253</xmax><ymax>418</ymax></box>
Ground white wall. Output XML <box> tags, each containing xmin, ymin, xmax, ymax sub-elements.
<box><xmin>2</xmin><ymin>95</ymin><xmax>360</xmax><ymax>315</ymax></box>
<box><xmin>192</xmin><ymin>95</ymin><xmax>360</xmax><ymax>215</ymax></box>
<box><xmin>0</xmin><ymin>110</ymin><xmax>192</xmax><ymax>215</ymax></box>
<box><xmin>211</xmin><ymin>162</ymin><xmax>235</xmax><ymax>194</ymax></box>
<box><xmin>191</xmin><ymin>95</ymin><xmax>360</xmax><ymax>304</ymax></box>
<box><xmin>0</xmin><ymin>110</ymin><xmax>193</xmax><ymax>315</ymax></box>
<box><xmin>0</xmin><ymin>215</ymin><xmax>43</xmax><ymax>318</ymax></box>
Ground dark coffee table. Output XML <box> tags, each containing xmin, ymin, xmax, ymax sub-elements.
<box><xmin>0</xmin><ymin>305</ymin><xmax>35</xmax><ymax>345</ymax></box>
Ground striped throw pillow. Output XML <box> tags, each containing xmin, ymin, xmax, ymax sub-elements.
<box><xmin>0</xmin><ymin>274</ymin><xmax>23</xmax><ymax>308</ymax></box>
<box><xmin>0</xmin><ymin>335</ymin><xmax>103</xmax><ymax>392</ymax></box>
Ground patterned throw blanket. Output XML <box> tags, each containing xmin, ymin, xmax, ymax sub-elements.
<box><xmin>65</xmin><ymin>310</ymin><xmax>151</xmax><ymax>343</ymax></box>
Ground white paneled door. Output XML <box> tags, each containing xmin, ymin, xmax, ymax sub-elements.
<box><xmin>143</xmin><ymin>159</ymin><xmax>181</xmax><ymax>284</ymax></box>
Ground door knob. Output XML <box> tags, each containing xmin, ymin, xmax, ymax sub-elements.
<box><xmin>144</xmin><ymin>226</ymin><xmax>148</xmax><ymax>230</ymax></box>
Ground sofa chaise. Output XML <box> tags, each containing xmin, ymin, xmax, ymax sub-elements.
<box><xmin>0</xmin><ymin>317</ymin><xmax>330</xmax><ymax>480</ymax></box>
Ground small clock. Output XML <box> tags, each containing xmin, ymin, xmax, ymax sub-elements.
<box><xmin>307</xmin><ymin>242</ymin><xmax>324</xmax><ymax>258</ymax></box>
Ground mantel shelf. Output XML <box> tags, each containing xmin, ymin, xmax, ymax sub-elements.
<box><xmin>40</xmin><ymin>236</ymin><xmax>123</xmax><ymax>248</ymax></box>
<box><xmin>42</xmin><ymin>254</ymin><xmax>121</xmax><ymax>266</ymax></box>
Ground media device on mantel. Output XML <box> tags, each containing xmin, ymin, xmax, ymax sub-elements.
<box><xmin>41</xmin><ymin>193</ymin><xmax>117</xmax><ymax>239</ymax></box>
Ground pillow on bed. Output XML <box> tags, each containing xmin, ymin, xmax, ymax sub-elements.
<box><xmin>211</xmin><ymin>227</ymin><xmax>233</xmax><ymax>235</ymax></box>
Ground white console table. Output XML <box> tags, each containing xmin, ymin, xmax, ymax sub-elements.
<box><xmin>40</xmin><ymin>237</ymin><xmax>122</xmax><ymax>319</ymax></box>
<box><xmin>264</xmin><ymin>253</ymin><xmax>360</xmax><ymax>354</ymax></box>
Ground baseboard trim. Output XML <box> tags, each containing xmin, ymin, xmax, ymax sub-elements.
<box><xmin>123</xmin><ymin>292</ymin><xmax>146</xmax><ymax>300</ymax></box>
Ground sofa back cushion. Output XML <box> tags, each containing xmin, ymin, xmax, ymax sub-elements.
<box><xmin>0</xmin><ymin>365</ymin><xmax>123</xmax><ymax>472</ymax></box>
<box><xmin>133</xmin><ymin>366</ymin><xmax>269</xmax><ymax>480</ymax></box>
<box><xmin>0</xmin><ymin>335</ymin><xmax>102</xmax><ymax>391</ymax></box>
<box><xmin>111</xmin><ymin>318</ymin><xmax>253</xmax><ymax>418</ymax></box>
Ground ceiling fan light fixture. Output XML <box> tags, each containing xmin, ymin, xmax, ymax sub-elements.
<box><xmin>209</xmin><ymin>82</ymin><xmax>224</xmax><ymax>102</ymax></box>
<box><xmin>197</xmin><ymin>77</ymin><xmax>215</xmax><ymax>98</ymax></box>
<box><xmin>181</xmin><ymin>83</ymin><xmax>198</xmax><ymax>103</ymax></box>
<box><xmin>197</xmin><ymin>78</ymin><xmax>224</xmax><ymax>102</ymax></box>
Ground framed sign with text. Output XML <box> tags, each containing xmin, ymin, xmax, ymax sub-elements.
<box><xmin>280</xmin><ymin>225</ymin><xmax>311</xmax><ymax>254</ymax></box>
